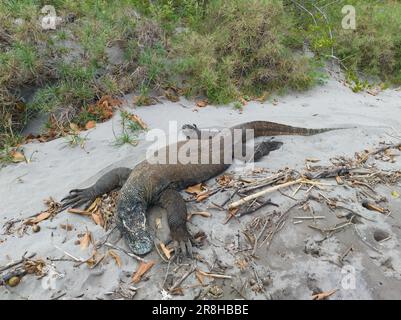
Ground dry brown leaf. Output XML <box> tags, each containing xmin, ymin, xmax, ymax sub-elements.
<box><xmin>127</xmin><ymin>113</ymin><xmax>148</xmax><ymax>129</ymax></box>
<box><xmin>68</xmin><ymin>208</ymin><xmax>92</xmax><ymax>216</ymax></box>
<box><xmin>235</xmin><ymin>258</ymin><xmax>249</xmax><ymax>271</ymax></box>
<box><xmin>312</xmin><ymin>289</ymin><xmax>338</xmax><ymax>300</ymax></box>
<box><xmin>196</xmin><ymin>192</ymin><xmax>210</xmax><ymax>202</ymax></box>
<box><xmin>69</xmin><ymin>123</ymin><xmax>80</xmax><ymax>132</ymax></box>
<box><xmin>170</xmin><ymin>287</ymin><xmax>184</xmax><ymax>296</ymax></box>
<box><xmin>195</xmin><ymin>270</ymin><xmax>205</xmax><ymax>285</ymax></box>
<box><xmin>25</xmin><ymin>211</ymin><xmax>52</xmax><ymax>225</ymax></box>
<box><xmin>159</xmin><ymin>242</ymin><xmax>173</xmax><ymax>260</ymax></box>
<box><xmin>185</xmin><ymin>183</ymin><xmax>205</xmax><ymax>195</ymax></box>
<box><xmin>11</xmin><ymin>150</ymin><xmax>26</xmax><ymax>163</ymax></box>
<box><xmin>87</xmin><ymin>198</ymin><xmax>100</xmax><ymax>212</ymax></box>
<box><xmin>23</xmin><ymin>259</ymin><xmax>46</xmax><ymax>275</ymax></box>
<box><xmin>132</xmin><ymin>260</ymin><xmax>155</xmax><ymax>283</ymax></box>
<box><xmin>196</xmin><ymin>100</ymin><xmax>208</xmax><ymax>108</ymax></box>
<box><xmin>108</xmin><ymin>250</ymin><xmax>122</xmax><ymax>267</ymax></box>
<box><xmin>91</xmin><ymin>211</ymin><xmax>104</xmax><ymax>227</ymax></box>
<box><xmin>80</xmin><ymin>231</ymin><xmax>93</xmax><ymax>250</ymax></box>
<box><xmin>335</xmin><ymin>176</ymin><xmax>344</xmax><ymax>185</ymax></box>
<box><xmin>239</xmin><ymin>97</ymin><xmax>247</xmax><ymax>105</ymax></box>
<box><xmin>85</xmin><ymin>249</ymin><xmax>99</xmax><ymax>267</ymax></box>
<box><xmin>216</xmin><ymin>175</ymin><xmax>233</xmax><ymax>186</ymax></box>
<box><xmin>85</xmin><ymin>121</ymin><xmax>96</xmax><ymax>130</ymax></box>
<box><xmin>188</xmin><ymin>211</ymin><xmax>211</xmax><ymax>220</ymax></box>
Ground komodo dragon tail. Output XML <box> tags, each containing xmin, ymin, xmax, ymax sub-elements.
<box><xmin>230</xmin><ymin>120</ymin><xmax>351</xmax><ymax>138</ymax></box>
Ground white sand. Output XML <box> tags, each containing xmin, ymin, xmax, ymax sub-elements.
<box><xmin>1</xmin><ymin>77</ymin><xmax>401</xmax><ymax>299</ymax></box>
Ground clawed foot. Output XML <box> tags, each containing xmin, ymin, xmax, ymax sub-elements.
<box><xmin>60</xmin><ymin>188</ymin><xmax>95</xmax><ymax>211</ymax></box>
<box><xmin>172</xmin><ymin>234</ymin><xmax>193</xmax><ymax>262</ymax></box>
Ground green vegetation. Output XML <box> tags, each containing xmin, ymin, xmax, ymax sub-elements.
<box><xmin>113</xmin><ymin>111</ymin><xmax>143</xmax><ymax>146</ymax></box>
<box><xmin>1</xmin><ymin>0</ymin><xmax>401</xmax><ymax>157</ymax></box>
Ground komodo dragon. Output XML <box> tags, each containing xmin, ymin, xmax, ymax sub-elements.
<box><xmin>61</xmin><ymin>121</ymin><xmax>346</xmax><ymax>257</ymax></box>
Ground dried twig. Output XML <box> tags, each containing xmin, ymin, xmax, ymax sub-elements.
<box><xmin>169</xmin><ymin>265</ymin><xmax>196</xmax><ymax>292</ymax></box>
<box><xmin>103</xmin><ymin>242</ymin><xmax>145</xmax><ymax>263</ymax></box>
<box><xmin>0</xmin><ymin>252</ymin><xmax>36</xmax><ymax>273</ymax></box>
<box><xmin>229</xmin><ymin>178</ymin><xmax>304</xmax><ymax>210</ymax></box>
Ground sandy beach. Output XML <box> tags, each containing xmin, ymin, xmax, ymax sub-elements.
<box><xmin>1</xmin><ymin>76</ymin><xmax>401</xmax><ymax>300</ymax></box>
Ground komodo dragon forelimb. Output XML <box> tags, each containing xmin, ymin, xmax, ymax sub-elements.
<box><xmin>61</xmin><ymin>167</ymin><xmax>132</xmax><ymax>210</ymax></box>
<box><xmin>61</xmin><ymin>121</ymin><xmax>350</xmax><ymax>257</ymax></box>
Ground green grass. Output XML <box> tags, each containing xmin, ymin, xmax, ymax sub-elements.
<box><xmin>113</xmin><ymin>111</ymin><xmax>144</xmax><ymax>146</ymax></box>
<box><xmin>2</xmin><ymin>0</ymin><xmax>401</xmax><ymax>156</ymax></box>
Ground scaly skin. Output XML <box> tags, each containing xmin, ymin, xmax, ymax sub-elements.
<box><xmin>61</xmin><ymin>121</ymin><xmax>348</xmax><ymax>256</ymax></box>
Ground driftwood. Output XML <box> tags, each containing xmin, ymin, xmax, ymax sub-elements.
<box><xmin>358</xmin><ymin>142</ymin><xmax>401</xmax><ymax>163</ymax></box>
<box><xmin>228</xmin><ymin>178</ymin><xmax>304</xmax><ymax>210</ymax></box>
<box><xmin>304</xmin><ymin>166</ymin><xmax>350</xmax><ymax>179</ymax></box>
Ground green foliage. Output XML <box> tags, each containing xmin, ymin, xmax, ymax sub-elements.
<box><xmin>113</xmin><ymin>111</ymin><xmax>141</xmax><ymax>146</ymax></box>
<box><xmin>3</xmin><ymin>0</ymin><xmax>401</xmax><ymax>153</ymax></box>
<box><xmin>287</xmin><ymin>0</ymin><xmax>401</xmax><ymax>84</ymax></box>
<box><xmin>172</xmin><ymin>0</ymin><xmax>316</xmax><ymax>103</ymax></box>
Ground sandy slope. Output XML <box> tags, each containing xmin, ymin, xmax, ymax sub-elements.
<box><xmin>1</xmin><ymin>77</ymin><xmax>401</xmax><ymax>299</ymax></box>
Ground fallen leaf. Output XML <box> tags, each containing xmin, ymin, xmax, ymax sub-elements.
<box><xmin>216</xmin><ymin>175</ymin><xmax>233</xmax><ymax>186</ymax></box>
<box><xmin>305</xmin><ymin>158</ymin><xmax>320</xmax><ymax>163</ymax></box>
<box><xmin>159</xmin><ymin>242</ymin><xmax>173</xmax><ymax>260</ymax></box>
<box><xmin>335</xmin><ymin>176</ymin><xmax>344</xmax><ymax>185</ymax></box>
<box><xmin>239</xmin><ymin>97</ymin><xmax>247</xmax><ymax>105</ymax></box>
<box><xmin>312</xmin><ymin>289</ymin><xmax>338</xmax><ymax>300</ymax></box>
<box><xmin>91</xmin><ymin>210</ymin><xmax>104</xmax><ymax>227</ymax></box>
<box><xmin>195</xmin><ymin>270</ymin><xmax>205</xmax><ymax>285</ymax></box>
<box><xmin>391</xmin><ymin>191</ymin><xmax>400</xmax><ymax>199</ymax></box>
<box><xmin>85</xmin><ymin>120</ymin><xmax>96</xmax><ymax>130</ymax></box>
<box><xmin>132</xmin><ymin>261</ymin><xmax>155</xmax><ymax>283</ymax></box>
<box><xmin>185</xmin><ymin>183</ymin><xmax>205</xmax><ymax>195</ymax></box>
<box><xmin>108</xmin><ymin>250</ymin><xmax>122</xmax><ymax>267</ymax></box>
<box><xmin>127</xmin><ymin>113</ymin><xmax>148</xmax><ymax>129</ymax></box>
<box><xmin>170</xmin><ymin>287</ymin><xmax>184</xmax><ymax>296</ymax></box>
<box><xmin>188</xmin><ymin>211</ymin><xmax>211</xmax><ymax>220</ymax></box>
<box><xmin>196</xmin><ymin>192</ymin><xmax>210</xmax><ymax>202</ymax></box>
<box><xmin>11</xmin><ymin>150</ymin><xmax>25</xmax><ymax>163</ymax></box>
<box><xmin>235</xmin><ymin>258</ymin><xmax>249</xmax><ymax>271</ymax></box>
<box><xmin>196</xmin><ymin>100</ymin><xmax>208</xmax><ymax>108</ymax></box>
<box><xmin>25</xmin><ymin>211</ymin><xmax>52</xmax><ymax>225</ymax></box>
<box><xmin>87</xmin><ymin>198</ymin><xmax>100</xmax><ymax>212</ymax></box>
<box><xmin>69</xmin><ymin>123</ymin><xmax>80</xmax><ymax>132</ymax></box>
<box><xmin>68</xmin><ymin>208</ymin><xmax>92</xmax><ymax>216</ymax></box>
<box><xmin>23</xmin><ymin>259</ymin><xmax>46</xmax><ymax>276</ymax></box>
<box><xmin>80</xmin><ymin>231</ymin><xmax>93</xmax><ymax>250</ymax></box>
<box><xmin>85</xmin><ymin>249</ymin><xmax>99</xmax><ymax>267</ymax></box>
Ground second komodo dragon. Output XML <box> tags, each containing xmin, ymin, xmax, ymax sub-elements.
<box><xmin>61</xmin><ymin>121</ymin><xmax>346</xmax><ymax>257</ymax></box>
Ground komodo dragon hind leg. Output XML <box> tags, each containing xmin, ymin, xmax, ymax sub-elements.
<box><xmin>61</xmin><ymin>167</ymin><xmax>132</xmax><ymax>210</ymax></box>
<box><xmin>157</xmin><ymin>189</ymin><xmax>193</xmax><ymax>259</ymax></box>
